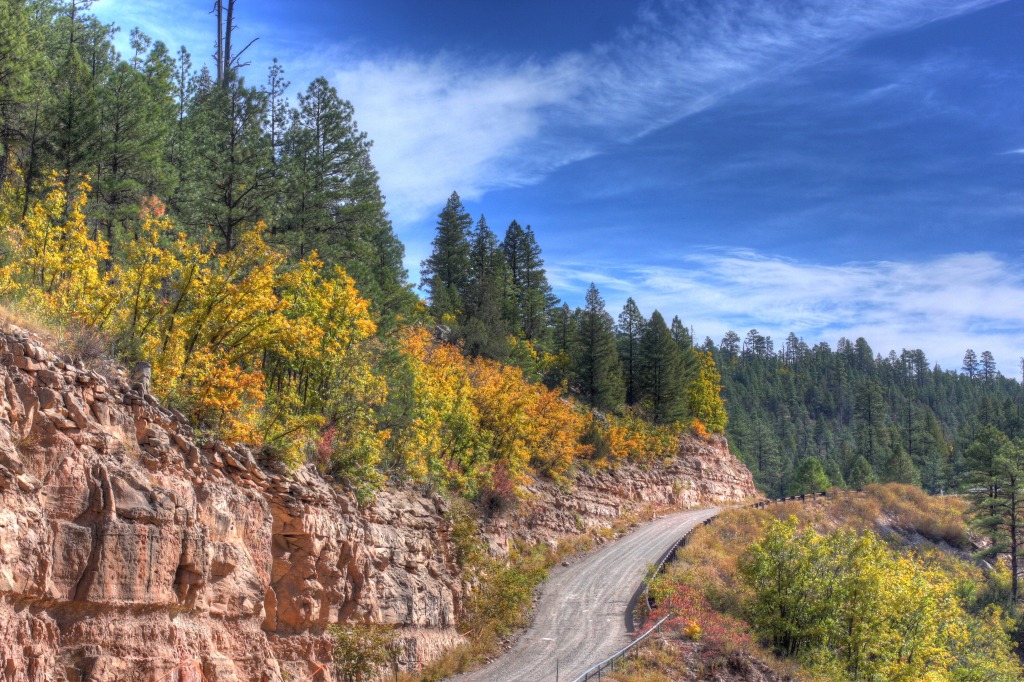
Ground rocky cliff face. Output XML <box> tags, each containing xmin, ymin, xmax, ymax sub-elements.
<box><xmin>0</xmin><ymin>326</ymin><xmax>756</xmax><ymax>681</ymax></box>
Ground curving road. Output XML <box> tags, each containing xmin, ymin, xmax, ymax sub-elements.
<box><xmin>453</xmin><ymin>507</ymin><xmax>719</xmax><ymax>682</ymax></box>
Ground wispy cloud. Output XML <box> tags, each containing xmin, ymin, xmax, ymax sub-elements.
<box><xmin>551</xmin><ymin>250</ymin><xmax>1024</xmax><ymax>373</ymax></box>
<box><xmin>330</xmin><ymin>55</ymin><xmax>585</xmax><ymax>224</ymax></box>
<box><xmin>93</xmin><ymin>0</ymin><xmax>211</xmax><ymax>57</ymax></box>
<box><xmin>324</xmin><ymin>0</ymin><xmax>1006</xmax><ymax>223</ymax></box>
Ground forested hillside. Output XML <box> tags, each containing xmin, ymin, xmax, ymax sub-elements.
<box><xmin>705</xmin><ymin>329</ymin><xmax>1023</xmax><ymax>496</ymax></box>
<box><xmin>0</xmin><ymin>0</ymin><xmax>727</xmax><ymax>508</ymax></box>
<box><xmin>2</xmin><ymin>0</ymin><xmax>1019</xmax><ymax>506</ymax></box>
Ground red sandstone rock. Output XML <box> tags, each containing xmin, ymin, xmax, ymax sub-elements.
<box><xmin>0</xmin><ymin>325</ymin><xmax>755</xmax><ymax>680</ymax></box>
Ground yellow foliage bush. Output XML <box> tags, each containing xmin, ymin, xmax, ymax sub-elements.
<box><xmin>585</xmin><ymin>410</ymin><xmax>683</xmax><ymax>467</ymax></box>
<box><xmin>0</xmin><ymin>170</ymin><xmax>711</xmax><ymax>490</ymax></box>
<box><xmin>682</xmin><ymin>620</ymin><xmax>702</xmax><ymax>641</ymax></box>
<box><xmin>651</xmin><ymin>490</ymin><xmax>1023</xmax><ymax>682</ymax></box>
<box><xmin>1</xmin><ymin>173</ymin><xmax>381</xmax><ymax>469</ymax></box>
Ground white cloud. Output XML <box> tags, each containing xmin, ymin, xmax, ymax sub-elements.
<box><xmin>550</xmin><ymin>250</ymin><xmax>1024</xmax><ymax>373</ymax></box>
<box><xmin>323</xmin><ymin>0</ymin><xmax>1006</xmax><ymax>224</ymax></box>
<box><xmin>330</xmin><ymin>55</ymin><xmax>586</xmax><ymax>223</ymax></box>
<box><xmin>92</xmin><ymin>0</ymin><xmax>211</xmax><ymax>57</ymax></box>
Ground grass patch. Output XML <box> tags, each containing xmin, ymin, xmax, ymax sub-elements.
<box><xmin>0</xmin><ymin>300</ymin><xmax>115</xmax><ymax>373</ymax></box>
<box><xmin>767</xmin><ymin>484</ymin><xmax>970</xmax><ymax>549</ymax></box>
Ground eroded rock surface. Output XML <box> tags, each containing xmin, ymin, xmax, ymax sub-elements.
<box><xmin>0</xmin><ymin>326</ymin><xmax>755</xmax><ymax>680</ymax></box>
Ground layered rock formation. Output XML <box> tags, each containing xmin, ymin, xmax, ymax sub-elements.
<box><xmin>0</xmin><ymin>326</ymin><xmax>756</xmax><ymax>680</ymax></box>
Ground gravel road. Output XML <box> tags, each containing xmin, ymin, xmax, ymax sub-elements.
<box><xmin>453</xmin><ymin>507</ymin><xmax>719</xmax><ymax>682</ymax></box>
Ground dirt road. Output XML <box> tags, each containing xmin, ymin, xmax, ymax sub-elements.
<box><xmin>453</xmin><ymin>507</ymin><xmax>719</xmax><ymax>682</ymax></box>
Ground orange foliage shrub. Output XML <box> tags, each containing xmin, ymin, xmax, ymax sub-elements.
<box><xmin>396</xmin><ymin>327</ymin><xmax>590</xmax><ymax>497</ymax></box>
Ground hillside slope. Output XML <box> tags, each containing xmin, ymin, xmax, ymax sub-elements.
<box><xmin>0</xmin><ymin>325</ymin><xmax>755</xmax><ymax>681</ymax></box>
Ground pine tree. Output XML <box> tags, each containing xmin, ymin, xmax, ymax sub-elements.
<box><xmin>461</xmin><ymin>215</ymin><xmax>511</xmax><ymax>358</ymax></box>
<box><xmin>421</xmin><ymin>191</ymin><xmax>472</xmax><ymax>320</ymax></box>
<box><xmin>573</xmin><ymin>283</ymin><xmax>623</xmax><ymax>411</ymax></box>
<box><xmin>905</xmin><ymin>404</ymin><xmax>950</xmax><ymax>494</ymax></box>
<box><xmin>280</xmin><ymin>77</ymin><xmax>377</xmax><ymax>256</ymax></box>
<box><xmin>616</xmin><ymin>298</ymin><xmax>646</xmax><ymax>406</ymax></box>
<box><xmin>264</xmin><ymin>58</ymin><xmax>289</xmax><ymax>158</ymax></box>
<box><xmin>168</xmin><ymin>45</ymin><xmax>194</xmax><ymax>175</ymax></box>
<box><xmin>551</xmin><ymin>303</ymin><xmax>575</xmax><ymax>356</ymax></box>
<box><xmin>94</xmin><ymin>48</ymin><xmax>175</xmax><ymax>242</ymax></box>
<box><xmin>178</xmin><ymin>74</ymin><xmax>273</xmax><ymax>249</ymax></box>
<box><xmin>720</xmin><ymin>331</ymin><xmax>741</xmax><ymax>359</ymax></box>
<box><xmin>277</xmin><ymin>77</ymin><xmax>411</xmax><ymax>317</ymax></box>
<box><xmin>980</xmin><ymin>351</ymin><xmax>997</xmax><ymax>381</ymax></box>
<box><xmin>963</xmin><ymin>425</ymin><xmax>1010</xmax><ymax>500</ymax></box>
<box><xmin>823</xmin><ymin>458</ymin><xmax>846</xmax><ymax>489</ymax></box>
<box><xmin>846</xmin><ymin>455</ymin><xmax>876</xmax><ymax>489</ymax></box>
<box><xmin>749</xmin><ymin>418</ymin><xmax>785</xmax><ymax>497</ymax></box>
<box><xmin>963</xmin><ymin>349</ymin><xmax>979</xmax><ymax>378</ymax></box>
<box><xmin>638</xmin><ymin>310</ymin><xmax>685</xmax><ymax>424</ymax></box>
<box><xmin>854</xmin><ymin>381</ymin><xmax>889</xmax><ymax>470</ymax></box>
<box><xmin>49</xmin><ymin>34</ymin><xmax>101</xmax><ymax>190</ymax></box>
<box><xmin>883</xmin><ymin>444</ymin><xmax>921</xmax><ymax>486</ymax></box>
<box><xmin>501</xmin><ymin>220</ymin><xmax>556</xmax><ymax>343</ymax></box>
<box><xmin>0</xmin><ymin>0</ymin><xmax>36</xmax><ymax>183</ymax></box>
<box><xmin>670</xmin><ymin>314</ymin><xmax>699</xmax><ymax>389</ymax></box>
<box><xmin>967</xmin><ymin>434</ymin><xmax>1024</xmax><ymax>599</ymax></box>
<box><xmin>669</xmin><ymin>315</ymin><xmax>693</xmax><ymax>349</ymax></box>
<box><xmin>789</xmin><ymin>457</ymin><xmax>830</xmax><ymax>495</ymax></box>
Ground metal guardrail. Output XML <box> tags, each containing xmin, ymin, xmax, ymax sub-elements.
<box><xmin>568</xmin><ymin>489</ymin><xmax>833</xmax><ymax>681</ymax></box>
<box><xmin>749</xmin><ymin>491</ymin><xmax>829</xmax><ymax>508</ymax></box>
<box><xmin>571</xmin><ymin>614</ymin><xmax>671</xmax><ymax>682</ymax></box>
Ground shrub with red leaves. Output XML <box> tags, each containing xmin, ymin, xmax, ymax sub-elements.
<box><xmin>316</xmin><ymin>424</ymin><xmax>336</xmax><ymax>468</ymax></box>
<box><xmin>648</xmin><ymin>585</ymin><xmax>753</xmax><ymax>658</ymax></box>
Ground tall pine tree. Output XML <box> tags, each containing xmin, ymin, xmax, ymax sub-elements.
<box><xmin>501</xmin><ymin>220</ymin><xmax>556</xmax><ymax>343</ymax></box>
<box><xmin>616</xmin><ymin>298</ymin><xmax>646</xmax><ymax>406</ymax></box>
<box><xmin>178</xmin><ymin>74</ymin><xmax>273</xmax><ymax>249</ymax></box>
<box><xmin>461</xmin><ymin>215</ymin><xmax>511</xmax><ymax>358</ymax></box>
<box><xmin>421</xmin><ymin>191</ymin><xmax>472</xmax><ymax>320</ymax></box>
<box><xmin>638</xmin><ymin>310</ymin><xmax>685</xmax><ymax>424</ymax></box>
<box><xmin>573</xmin><ymin>283</ymin><xmax>623</xmax><ymax>411</ymax></box>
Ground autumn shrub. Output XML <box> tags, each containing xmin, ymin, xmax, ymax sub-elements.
<box><xmin>393</xmin><ymin>326</ymin><xmax>590</xmax><ymax>498</ymax></box>
<box><xmin>582</xmin><ymin>409</ymin><xmax>685</xmax><ymax>468</ymax></box>
<box><xmin>654</xmin><ymin>507</ymin><xmax>769</xmax><ymax>617</ymax></box>
<box><xmin>0</xmin><ymin>170</ymin><xmax>706</xmax><ymax>492</ymax></box>
<box><xmin>651</xmin><ymin>587</ymin><xmax>752</xmax><ymax>655</ymax></box>
<box><xmin>739</xmin><ymin>517</ymin><xmax>1021</xmax><ymax>681</ymax></box>
<box><xmin>1</xmin><ymin>172</ymin><xmax>382</xmax><ymax>468</ymax></box>
<box><xmin>634</xmin><ymin>493</ymin><xmax>1022</xmax><ymax>682</ymax></box>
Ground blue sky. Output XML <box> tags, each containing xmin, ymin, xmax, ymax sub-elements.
<box><xmin>92</xmin><ymin>0</ymin><xmax>1024</xmax><ymax>372</ymax></box>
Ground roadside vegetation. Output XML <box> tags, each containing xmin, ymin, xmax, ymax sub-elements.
<box><xmin>609</xmin><ymin>485</ymin><xmax>1024</xmax><ymax>682</ymax></box>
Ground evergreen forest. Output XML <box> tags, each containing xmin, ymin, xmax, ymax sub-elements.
<box><xmin>707</xmin><ymin>330</ymin><xmax>1023</xmax><ymax>497</ymax></box>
